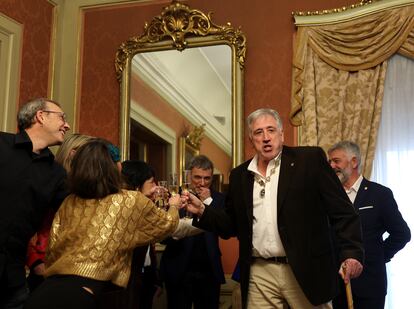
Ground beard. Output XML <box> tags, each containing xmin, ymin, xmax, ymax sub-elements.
<box><xmin>334</xmin><ymin>168</ymin><xmax>351</xmax><ymax>185</ymax></box>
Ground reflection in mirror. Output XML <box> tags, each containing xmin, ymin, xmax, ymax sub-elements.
<box><xmin>116</xmin><ymin>1</ymin><xmax>246</xmax><ymax>189</ymax></box>
<box><xmin>133</xmin><ymin>45</ymin><xmax>232</xmax><ymax>153</ymax></box>
<box><xmin>133</xmin><ymin>47</ymin><xmax>231</xmax><ymax>183</ymax></box>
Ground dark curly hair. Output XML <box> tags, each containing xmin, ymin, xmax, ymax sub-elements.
<box><xmin>121</xmin><ymin>160</ymin><xmax>155</xmax><ymax>190</ymax></box>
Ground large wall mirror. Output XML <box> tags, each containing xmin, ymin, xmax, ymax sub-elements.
<box><xmin>115</xmin><ymin>1</ymin><xmax>246</xmax><ymax>185</ymax></box>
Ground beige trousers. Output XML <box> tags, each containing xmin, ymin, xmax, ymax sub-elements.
<box><xmin>247</xmin><ymin>259</ymin><xmax>332</xmax><ymax>309</ymax></box>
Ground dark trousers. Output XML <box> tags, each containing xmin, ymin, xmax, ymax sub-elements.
<box><xmin>99</xmin><ymin>266</ymin><xmax>157</xmax><ymax>309</ymax></box>
<box><xmin>24</xmin><ymin>275</ymin><xmax>107</xmax><ymax>309</ymax></box>
<box><xmin>139</xmin><ymin>266</ymin><xmax>157</xmax><ymax>309</ymax></box>
<box><xmin>165</xmin><ymin>271</ymin><xmax>221</xmax><ymax>309</ymax></box>
<box><xmin>98</xmin><ymin>246</ymin><xmax>157</xmax><ymax>309</ymax></box>
<box><xmin>0</xmin><ymin>284</ymin><xmax>30</xmax><ymax>309</ymax></box>
<box><xmin>27</xmin><ymin>273</ymin><xmax>44</xmax><ymax>293</ymax></box>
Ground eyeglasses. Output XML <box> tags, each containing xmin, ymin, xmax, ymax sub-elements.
<box><xmin>42</xmin><ymin>110</ymin><xmax>67</xmax><ymax>122</ymax></box>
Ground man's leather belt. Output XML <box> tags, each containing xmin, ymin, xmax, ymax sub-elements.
<box><xmin>252</xmin><ymin>256</ymin><xmax>288</xmax><ymax>264</ymax></box>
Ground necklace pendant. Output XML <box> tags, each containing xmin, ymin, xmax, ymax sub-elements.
<box><xmin>260</xmin><ymin>188</ymin><xmax>265</xmax><ymax>198</ymax></box>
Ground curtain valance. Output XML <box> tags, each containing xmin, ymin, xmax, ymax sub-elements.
<box><xmin>291</xmin><ymin>5</ymin><xmax>414</xmax><ymax>125</ymax></box>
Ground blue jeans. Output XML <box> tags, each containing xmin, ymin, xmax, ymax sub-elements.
<box><xmin>0</xmin><ymin>284</ymin><xmax>30</xmax><ymax>309</ymax></box>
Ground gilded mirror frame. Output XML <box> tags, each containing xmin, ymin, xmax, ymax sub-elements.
<box><xmin>115</xmin><ymin>1</ymin><xmax>246</xmax><ymax>168</ymax></box>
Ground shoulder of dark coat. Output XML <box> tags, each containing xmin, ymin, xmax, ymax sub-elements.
<box><xmin>362</xmin><ymin>178</ymin><xmax>393</xmax><ymax>195</ymax></box>
<box><xmin>282</xmin><ymin>145</ymin><xmax>326</xmax><ymax>160</ymax></box>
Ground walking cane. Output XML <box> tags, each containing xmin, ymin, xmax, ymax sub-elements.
<box><xmin>342</xmin><ymin>264</ymin><xmax>354</xmax><ymax>309</ymax></box>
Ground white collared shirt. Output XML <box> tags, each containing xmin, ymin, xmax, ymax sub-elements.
<box><xmin>247</xmin><ymin>152</ymin><xmax>286</xmax><ymax>258</ymax></box>
<box><xmin>203</xmin><ymin>196</ymin><xmax>213</xmax><ymax>205</ymax></box>
<box><xmin>345</xmin><ymin>175</ymin><xmax>363</xmax><ymax>203</ymax></box>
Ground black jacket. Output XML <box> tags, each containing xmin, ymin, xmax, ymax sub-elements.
<box><xmin>0</xmin><ymin>131</ymin><xmax>67</xmax><ymax>289</ymax></box>
<box><xmin>160</xmin><ymin>190</ymin><xmax>225</xmax><ymax>285</ymax></box>
<box><xmin>195</xmin><ymin>146</ymin><xmax>364</xmax><ymax>308</ymax></box>
<box><xmin>349</xmin><ymin>178</ymin><xmax>410</xmax><ymax>297</ymax></box>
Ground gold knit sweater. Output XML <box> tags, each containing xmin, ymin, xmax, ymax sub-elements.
<box><xmin>44</xmin><ymin>189</ymin><xmax>179</xmax><ymax>287</ymax></box>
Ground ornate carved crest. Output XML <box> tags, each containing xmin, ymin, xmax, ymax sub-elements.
<box><xmin>115</xmin><ymin>1</ymin><xmax>246</xmax><ymax>81</ymax></box>
<box><xmin>185</xmin><ymin>123</ymin><xmax>205</xmax><ymax>150</ymax></box>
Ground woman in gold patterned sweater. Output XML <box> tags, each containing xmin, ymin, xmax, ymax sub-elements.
<box><xmin>24</xmin><ymin>139</ymin><xmax>180</xmax><ymax>309</ymax></box>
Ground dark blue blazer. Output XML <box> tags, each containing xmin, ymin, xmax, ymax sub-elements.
<box><xmin>351</xmin><ymin>178</ymin><xmax>410</xmax><ymax>297</ymax></box>
<box><xmin>160</xmin><ymin>190</ymin><xmax>226</xmax><ymax>285</ymax></box>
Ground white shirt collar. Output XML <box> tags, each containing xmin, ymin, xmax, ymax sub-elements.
<box><xmin>346</xmin><ymin>175</ymin><xmax>363</xmax><ymax>194</ymax></box>
<box><xmin>248</xmin><ymin>151</ymin><xmax>282</xmax><ymax>176</ymax></box>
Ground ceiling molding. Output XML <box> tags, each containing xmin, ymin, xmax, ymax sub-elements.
<box><xmin>132</xmin><ymin>51</ymin><xmax>232</xmax><ymax>155</ymax></box>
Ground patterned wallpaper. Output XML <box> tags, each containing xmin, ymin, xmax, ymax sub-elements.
<box><xmin>0</xmin><ymin>0</ymin><xmax>357</xmax><ymax>146</ymax></box>
<box><xmin>79</xmin><ymin>0</ymin><xmax>355</xmax><ymax>151</ymax></box>
<box><xmin>0</xmin><ymin>0</ymin><xmax>54</xmax><ymax>107</ymax></box>
<box><xmin>80</xmin><ymin>2</ymin><xmax>167</xmax><ymax>144</ymax></box>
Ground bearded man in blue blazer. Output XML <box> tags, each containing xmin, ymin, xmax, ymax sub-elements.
<box><xmin>185</xmin><ymin>108</ymin><xmax>364</xmax><ymax>309</ymax></box>
<box><xmin>328</xmin><ymin>141</ymin><xmax>410</xmax><ymax>309</ymax></box>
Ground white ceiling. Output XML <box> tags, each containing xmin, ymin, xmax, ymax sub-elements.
<box><xmin>132</xmin><ymin>45</ymin><xmax>232</xmax><ymax>155</ymax></box>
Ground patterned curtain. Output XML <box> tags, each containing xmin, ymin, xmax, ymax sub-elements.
<box><xmin>300</xmin><ymin>48</ymin><xmax>387</xmax><ymax>176</ymax></box>
<box><xmin>290</xmin><ymin>5</ymin><xmax>414</xmax><ymax>177</ymax></box>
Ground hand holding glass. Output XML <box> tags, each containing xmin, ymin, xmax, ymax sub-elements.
<box><xmin>154</xmin><ymin>186</ymin><xmax>167</xmax><ymax>209</ymax></box>
<box><xmin>183</xmin><ymin>191</ymin><xmax>204</xmax><ymax>217</ymax></box>
<box><xmin>158</xmin><ymin>181</ymin><xmax>168</xmax><ymax>208</ymax></box>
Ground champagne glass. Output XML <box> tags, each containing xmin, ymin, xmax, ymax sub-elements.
<box><xmin>181</xmin><ymin>170</ymin><xmax>191</xmax><ymax>193</ymax></box>
<box><xmin>154</xmin><ymin>186</ymin><xmax>165</xmax><ymax>209</ymax></box>
<box><xmin>168</xmin><ymin>173</ymin><xmax>179</xmax><ymax>196</ymax></box>
<box><xmin>158</xmin><ymin>181</ymin><xmax>168</xmax><ymax>209</ymax></box>
<box><xmin>182</xmin><ymin>170</ymin><xmax>192</xmax><ymax>218</ymax></box>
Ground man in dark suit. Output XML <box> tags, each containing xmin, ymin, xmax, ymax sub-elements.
<box><xmin>185</xmin><ymin>108</ymin><xmax>364</xmax><ymax>309</ymax></box>
<box><xmin>328</xmin><ymin>141</ymin><xmax>411</xmax><ymax>309</ymax></box>
<box><xmin>160</xmin><ymin>155</ymin><xmax>225</xmax><ymax>309</ymax></box>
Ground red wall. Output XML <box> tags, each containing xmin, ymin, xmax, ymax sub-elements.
<box><xmin>0</xmin><ymin>0</ymin><xmax>54</xmax><ymax>107</ymax></box>
<box><xmin>79</xmin><ymin>0</ymin><xmax>355</xmax><ymax>154</ymax></box>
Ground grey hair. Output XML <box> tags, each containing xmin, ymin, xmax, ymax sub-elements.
<box><xmin>328</xmin><ymin>141</ymin><xmax>362</xmax><ymax>173</ymax></box>
<box><xmin>246</xmin><ymin>108</ymin><xmax>283</xmax><ymax>137</ymax></box>
<box><xmin>188</xmin><ymin>154</ymin><xmax>214</xmax><ymax>172</ymax></box>
<box><xmin>17</xmin><ymin>98</ymin><xmax>60</xmax><ymax>131</ymax></box>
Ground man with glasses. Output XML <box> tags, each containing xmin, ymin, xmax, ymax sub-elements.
<box><xmin>0</xmin><ymin>98</ymin><xmax>70</xmax><ymax>308</ymax></box>
<box><xmin>42</xmin><ymin>110</ymin><xmax>67</xmax><ymax>122</ymax></box>
<box><xmin>160</xmin><ymin>155</ymin><xmax>225</xmax><ymax>309</ymax></box>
